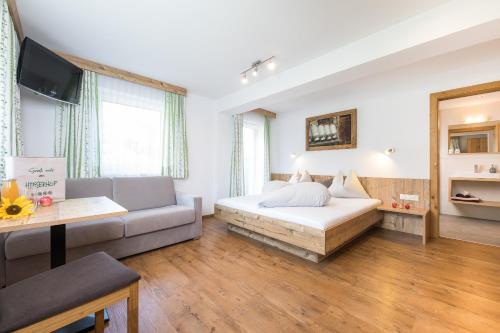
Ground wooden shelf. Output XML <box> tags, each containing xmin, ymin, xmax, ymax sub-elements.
<box><xmin>377</xmin><ymin>206</ymin><xmax>428</xmax><ymax>216</ymax></box>
<box><xmin>449</xmin><ymin>199</ymin><xmax>500</xmax><ymax>208</ymax></box>
<box><xmin>449</xmin><ymin>177</ymin><xmax>500</xmax><ymax>182</ymax></box>
<box><xmin>377</xmin><ymin>206</ymin><xmax>430</xmax><ymax>244</ymax></box>
<box><xmin>448</xmin><ymin>177</ymin><xmax>500</xmax><ymax>209</ymax></box>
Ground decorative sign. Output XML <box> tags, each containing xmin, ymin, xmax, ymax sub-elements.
<box><xmin>5</xmin><ymin>157</ymin><xmax>66</xmax><ymax>202</ymax></box>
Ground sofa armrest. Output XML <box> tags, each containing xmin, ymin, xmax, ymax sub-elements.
<box><xmin>176</xmin><ymin>192</ymin><xmax>202</xmax><ymax>237</ymax></box>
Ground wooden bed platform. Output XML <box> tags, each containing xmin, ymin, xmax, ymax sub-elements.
<box><xmin>214</xmin><ymin>204</ymin><xmax>383</xmax><ymax>262</ymax></box>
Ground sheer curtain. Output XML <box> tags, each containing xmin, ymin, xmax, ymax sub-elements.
<box><xmin>162</xmin><ymin>91</ymin><xmax>188</xmax><ymax>179</ymax></box>
<box><xmin>98</xmin><ymin>75</ymin><xmax>164</xmax><ymax>176</ymax></box>
<box><xmin>263</xmin><ymin>115</ymin><xmax>271</xmax><ymax>183</ymax></box>
<box><xmin>229</xmin><ymin>114</ymin><xmax>244</xmax><ymax>197</ymax></box>
<box><xmin>0</xmin><ymin>0</ymin><xmax>23</xmax><ymax>179</ymax></box>
<box><xmin>55</xmin><ymin>71</ymin><xmax>100</xmax><ymax>178</ymax></box>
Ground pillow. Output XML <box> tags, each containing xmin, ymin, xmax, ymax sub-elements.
<box><xmin>259</xmin><ymin>182</ymin><xmax>331</xmax><ymax>208</ymax></box>
<box><xmin>329</xmin><ymin>170</ymin><xmax>369</xmax><ymax>199</ymax></box>
<box><xmin>299</xmin><ymin>169</ymin><xmax>313</xmax><ymax>182</ymax></box>
<box><xmin>288</xmin><ymin>170</ymin><xmax>300</xmax><ymax>183</ymax></box>
<box><xmin>317</xmin><ymin>178</ymin><xmax>333</xmax><ymax>188</ymax></box>
<box><xmin>262</xmin><ymin>181</ymin><xmax>290</xmax><ymax>194</ymax></box>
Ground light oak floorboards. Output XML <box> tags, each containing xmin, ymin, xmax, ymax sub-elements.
<box><xmin>100</xmin><ymin>217</ymin><xmax>500</xmax><ymax>333</ymax></box>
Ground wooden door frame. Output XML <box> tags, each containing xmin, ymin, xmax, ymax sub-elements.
<box><xmin>429</xmin><ymin>80</ymin><xmax>500</xmax><ymax>238</ymax></box>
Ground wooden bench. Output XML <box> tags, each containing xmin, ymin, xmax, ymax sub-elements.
<box><xmin>0</xmin><ymin>252</ymin><xmax>140</xmax><ymax>333</ymax></box>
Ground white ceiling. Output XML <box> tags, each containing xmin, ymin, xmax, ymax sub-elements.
<box><xmin>266</xmin><ymin>38</ymin><xmax>500</xmax><ymax>113</ymax></box>
<box><xmin>17</xmin><ymin>0</ymin><xmax>450</xmax><ymax>98</ymax></box>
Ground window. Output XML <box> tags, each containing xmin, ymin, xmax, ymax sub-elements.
<box><xmin>99</xmin><ymin>75</ymin><xmax>165</xmax><ymax>176</ymax></box>
<box><xmin>243</xmin><ymin>116</ymin><xmax>264</xmax><ymax>195</ymax></box>
<box><xmin>101</xmin><ymin>102</ymin><xmax>162</xmax><ymax>176</ymax></box>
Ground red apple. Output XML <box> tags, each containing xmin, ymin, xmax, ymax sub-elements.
<box><xmin>39</xmin><ymin>196</ymin><xmax>53</xmax><ymax>207</ymax></box>
<box><xmin>391</xmin><ymin>201</ymin><xmax>398</xmax><ymax>208</ymax></box>
<box><xmin>404</xmin><ymin>203</ymin><xmax>411</xmax><ymax>210</ymax></box>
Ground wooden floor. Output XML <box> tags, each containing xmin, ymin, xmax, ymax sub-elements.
<box><xmin>101</xmin><ymin>217</ymin><xmax>500</xmax><ymax>333</ymax></box>
<box><xmin>440</xmin><ymin>214</ymin><xmax>500</xmax><ymax>247</ymax></box>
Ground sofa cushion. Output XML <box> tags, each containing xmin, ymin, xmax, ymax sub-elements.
<box><xmin>66</xmin><ymin>178</ymin><xmax>114</xmax><ymax>199</ymax></box>
<box><xmin>113</xmin><ymin>176</ymin><xmax>176</xmax><ymax>211</ymax></box>
<box><xmin>5</xmin><ymin>217</ymin><xmax>124</xmax><ymax>260</ymax></box>
<box><xmin>123</xmin><ymin>205</ymin><xmax>195</xmax><ymax>237</ymax></box>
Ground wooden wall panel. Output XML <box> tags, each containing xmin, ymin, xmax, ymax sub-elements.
<box><xmin>271</xmin><ymin>173</ymin><xmax>430</xmax><ymax>236</ymax></box>
<box><xmin>271</xmin><ymin>173</ymin><xmax>430</xmax><ymax>209</ymax></box>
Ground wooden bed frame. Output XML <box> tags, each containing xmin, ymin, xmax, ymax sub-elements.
<box><xmin>214</xmin><ymin>204</ymin><xmax>383</xmax><ymax>263</ymax></box>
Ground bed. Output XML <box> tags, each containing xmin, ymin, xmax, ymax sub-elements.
<box><xmin>214</xmin><ymin>195</ymin><xmax>383</xmax><ymax>262</ymax></box>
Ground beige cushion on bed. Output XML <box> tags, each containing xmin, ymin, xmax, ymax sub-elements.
<box><xmin>329</xmin><ymin>170</ymin><xmax>369</xmax><ymax>199</ymax></box>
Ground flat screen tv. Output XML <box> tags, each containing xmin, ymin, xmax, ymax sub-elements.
<box><xmin>17</xmin><ymin>37</ymin><xmax>83</xmax><ymax>104</ymax></box>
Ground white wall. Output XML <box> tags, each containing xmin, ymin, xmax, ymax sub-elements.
<box><xmin>20</xmin><ymin>89</ymin><xmax>217</xmax><ymax>215</ymax></box>
<box><xmin>267</xmin><ymin>41</ymin><xmax>500</xmax><ymax>182</ymax></box>
<box><xmin>439</xmin><ymin>101</ymin><xmax>500</xmax><ymax>220</ymax></box>
<box><xmin>212</xmin><ymin>39</ymin><xmax>500</xmax><ymax>201</ymax></box>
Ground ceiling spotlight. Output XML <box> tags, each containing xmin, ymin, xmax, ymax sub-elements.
<box><xmin>240</xmin><ymin>56</ymin><xmax>276</xmax><ymax>84</ymax></box>
<box><xmin>267</xmin><ymin>59</ymin><xmax>276</xmax><ymax>70</ymax></box>
<box><xmin>241</xmin><ymin>74</ymin><xmax>248</xmax><ymax>84</ymax></box>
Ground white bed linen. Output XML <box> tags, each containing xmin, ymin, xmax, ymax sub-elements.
<box><xmin>217</xmin><ymin>195</ymin><xmax>381</xmax><ymax>231</ymax></box>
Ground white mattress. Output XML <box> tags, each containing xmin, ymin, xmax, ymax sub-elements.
<box><xmin>216</xmin><ymin>195</ymin><xmax>381</xmax><ymax>231</ymax></box>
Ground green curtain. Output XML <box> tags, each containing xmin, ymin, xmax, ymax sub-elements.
<box><xmin>54</xmin><ymin>70</ymin><xmax>101</xmax><ymax>178</ymax></box>
<box><xmin>229</xmin><ymin>114</ymin><xmax>244</xmax><ymax>197</ymax></box>
<box><xmin>0</xmin><ymin>0</ymin><xmax>23</xmax><ymax>179</ymax></box>
<box><xmin>263</xmin><ymin>115</ymin><xmax>271</xmax><ymax>183</ymax></box>
<box><xmin>162</xmin><ymin>91</ymin><xmax>188</xmax><ymax>179</ymax></box>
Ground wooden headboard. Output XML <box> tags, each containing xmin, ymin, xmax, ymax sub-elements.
<box><xmin>271</xmin><ymin>173</ymin><xmax>430</xmax><ymax>210</ymax></box>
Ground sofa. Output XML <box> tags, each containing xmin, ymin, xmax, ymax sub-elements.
<box><xmin>0</xmin><ymin>176</ymin><xmax>202</xmax><ymax>287</ymax></box>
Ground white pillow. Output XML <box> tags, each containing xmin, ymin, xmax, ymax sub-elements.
<box><xmin>329</xmin><ymin>170</ymin><xmax>370</xmax><ymax>199</ymax></box>
<box><xmin>259</xmin><ymin>182</ymin><xmax>331</xmax><ymax>208</ymax></box>
<box><xmin>262</xmin><ymin>181</ymin><xmax>290</xmax><ymax>194</ymax></box>
<box><xmin>289</xmin><ymin>170</ymin><xmax>300</xmax><ymax>183</ymax></box>
<box><xmin>299</xmin><ymin>169</ymin><xmax>313</xmax><ymax>182</ymax></box>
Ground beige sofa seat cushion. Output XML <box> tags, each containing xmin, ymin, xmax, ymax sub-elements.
<box><xmin>5</xmin><ymin>217</ymin><xmax>124</xmax><ymax>260</ymax></box>
<box><xmin>123</xmin><ymin>205</ymin><xmax>195</xmax><ymax>237</ymax></box>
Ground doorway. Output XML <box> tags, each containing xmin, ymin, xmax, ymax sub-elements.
<box><xmin>430</xmin><ymin>81</ymin><xmax>500</xmax><ymax>246</ymax></box>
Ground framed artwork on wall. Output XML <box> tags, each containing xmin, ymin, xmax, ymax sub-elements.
<box><xmin>306</xmin><ymin>109</ymin><xmax>357</xmax><ymax>151</ymax></box>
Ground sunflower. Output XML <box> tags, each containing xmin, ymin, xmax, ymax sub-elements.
<box><xmin>0</xmin><ymin>196</ymin><xmax>34</xmax><ymax>219</ymax></box>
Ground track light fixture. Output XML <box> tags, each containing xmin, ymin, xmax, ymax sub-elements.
<box><xmin>241</xmin><ymin>73</ymin><xmax>248</xmax><ymax>84</ymax></box>
<box><xmin>240</xmin><ymin>56</ymin><xmax>275</xmax><ymax>84</ymax></box>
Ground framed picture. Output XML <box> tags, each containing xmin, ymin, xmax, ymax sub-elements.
<box><xmin>306</xmin><ymin>109</ymin><xmax>357</xmax><ymax>151</ymax></box>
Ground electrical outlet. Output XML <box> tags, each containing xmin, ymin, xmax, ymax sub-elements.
<box><xmin>399</xmin><ymin>194</ymin><xmax>419</xmax><ymax>202</ymax></box>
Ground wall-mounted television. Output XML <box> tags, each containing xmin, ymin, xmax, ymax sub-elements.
<box><xmin>17</xmin><ymin>37</ymin><xmax>83</xmax><ymax>105</ymax></box>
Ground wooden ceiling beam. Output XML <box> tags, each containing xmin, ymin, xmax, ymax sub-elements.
<box><xmin>55</xmin><ymin>51</ymin><xmax>187</xmax><ymax>96</ymax></box>
<box><xmin>251</xmin><ymin>108</ymin><xmax>276</xmax><ymax>119</ymax></box>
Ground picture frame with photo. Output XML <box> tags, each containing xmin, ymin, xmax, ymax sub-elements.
<box><xmin>305</xmin><ymin>109</ymin><xmax>357</xmax><ymax>151</ymax></box>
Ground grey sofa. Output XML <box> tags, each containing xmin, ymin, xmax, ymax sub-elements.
<box><xmin>0</xmin><ymin>176</ymin><xmax>202</xmax><ymax>287</ymax></box>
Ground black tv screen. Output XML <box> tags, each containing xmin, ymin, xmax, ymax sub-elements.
<box><xmin>17</xmin><ymin>37</ymin><xmax>83</xmax><ymax>104</ymax></box>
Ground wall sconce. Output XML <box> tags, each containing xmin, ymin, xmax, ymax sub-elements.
<box><xmin>384</xmin><ymin>148</ymin><xmax>396</xmax><ymax>155</ymax></box>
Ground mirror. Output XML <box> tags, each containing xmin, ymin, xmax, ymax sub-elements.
<box><xmin>448</xmin><ymin>121</ymin><xmax>500</xmax><ymax>154</ymax></box>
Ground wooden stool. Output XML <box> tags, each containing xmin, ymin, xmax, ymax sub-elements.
<box><xmin>0</xmin><ymin>252</ymin><xmax>140</xmax><ymax>333</ymax></box>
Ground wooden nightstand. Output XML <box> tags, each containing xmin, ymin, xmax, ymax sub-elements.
<box><xmin>377</xmin><ymin>206</ymin><xmax>430</xmax><ymax>245</ymax></box>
